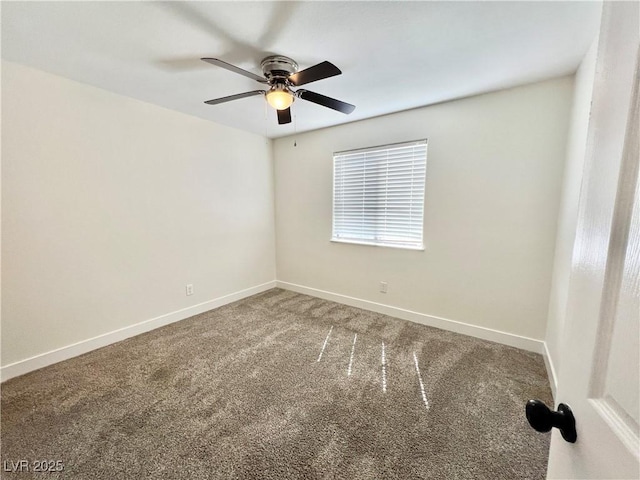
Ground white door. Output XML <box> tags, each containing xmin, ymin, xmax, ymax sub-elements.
<box><xmin>546</xmin><ymin>2</ymin><xmax>640</xmax><ymax>478</ymax></box>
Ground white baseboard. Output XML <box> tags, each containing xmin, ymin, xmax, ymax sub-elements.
<box><xmin>543</xmin><ymin>342</ymin><xmax>558</xmax><ymax>402</ymax></box>
<box><xmin>2</xmin><ymin>279</ymin><xmax>548</xmax><ymax>382</ymax></box>
<box><xmin>276</xmin><ymin>281</ymin><xmax>544</xmax><ymax>354</ymax></box>
<box><xmin>1</xmin><ymin>281</ymin><xmax>277</xmax><ymax>382</ymax></box>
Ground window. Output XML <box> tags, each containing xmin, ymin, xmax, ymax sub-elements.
<box><xmin>332</xmin><ymin>139</ymin><xmax>427</xmax><ymax>250</ymax></box>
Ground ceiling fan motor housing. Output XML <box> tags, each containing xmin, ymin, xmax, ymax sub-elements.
<box><xmin>260</xmin><ymin>55</ymin><xmax>299</xmax><ymax>84</ymax></box>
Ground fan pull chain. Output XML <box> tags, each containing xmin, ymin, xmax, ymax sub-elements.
<box><xmin>264</xmin><ymin>96</ymin><xmax>268</xmax><ymax>143</ymax></box>
<box><xmin>294</xmin><ymin>109</ymin><xmax>297</xmax><ymax>147</ymax></box>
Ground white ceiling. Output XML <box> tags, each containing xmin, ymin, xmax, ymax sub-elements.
<box><xmin>2</xmin><ymin>1</ymin><xmax>601</xmax><ymax>139</ymax></box>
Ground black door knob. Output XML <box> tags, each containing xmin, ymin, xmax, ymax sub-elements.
<box><xmin>525</xmin><ymin>399</ymin><xmax>577</xmax><ymax>443</ymax></box>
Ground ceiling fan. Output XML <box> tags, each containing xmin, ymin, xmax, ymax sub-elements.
<box><xmin>201</xmin><ymin>55</ymin><xmax>355</xmax><ymax>125</ymax></box>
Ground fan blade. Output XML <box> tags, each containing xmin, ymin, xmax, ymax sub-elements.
<box><xmin>288</xmin><ymin>61</ymin><xmax>341</xmax><ymax>86</ymax></box>
<box><xmin>297</xmin><ymin>90</ymin><xmax>355</xmax><ymax>114</ymax></box>
<box><xmin>201</xmin><ymin>58</ymin><xmax>268</xmax><ymax>84</ymax></box>
<box><xmin>204</xmin><ymin>90</ymin><xmax>265</xmax><ymax>105</ymax></box>
<box><xmin>277</xmin><ymin>107</ymin><xmax>292</xmax><ymax>125</ymax></box>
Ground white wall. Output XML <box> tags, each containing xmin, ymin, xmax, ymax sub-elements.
<box><xmin>1</xmin><ymin>60</ymin><xmax>578</xmax><ymax>374</ymax></box>
<box><xmin>1</xmin><ymin>61</ymin><xmax>275</xmax><ymax>368</ymax></box>
<box><xmin>274</xmin><ymin>77</ymin><xmax>573</xmax><ymax>342</ymax></box>
<box><xmin>544</xmin><ymin>41</ymin><xmax>598</xmax><ymax>390</ymax></box>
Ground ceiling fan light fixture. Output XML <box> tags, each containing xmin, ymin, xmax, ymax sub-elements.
<box><xmin>202</xmin><ymin>56</ymin><xmax>355</xmax><ymax>122</ymax></box>
<box><xmin>266</xmin><ymin>86</ymin><xmax>294</xmax><ymax>110</ymax></box>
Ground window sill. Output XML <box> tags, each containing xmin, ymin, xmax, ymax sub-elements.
<box><xmin>330</xmin><ymin>238</ymin><xmax>425</xmax><ymax>251</ymax></box>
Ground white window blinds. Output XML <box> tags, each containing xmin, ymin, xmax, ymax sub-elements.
<box><xmin>332</xmin><ymin>139</ymin><xmax>427</xmax><ymax>249</ymax></box>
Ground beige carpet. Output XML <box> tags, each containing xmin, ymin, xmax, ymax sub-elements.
<box><xmin>1</xmin><ymin>288</ymin><xmax>552</xmax><ymax>479</ymax></box>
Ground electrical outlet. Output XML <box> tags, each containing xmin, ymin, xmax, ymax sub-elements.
<box><xmin>379</xmin><ymin>281</ymin><xmax>388</xmax><ymax>293</ymax></box>
<box><xmin>186</xmin><ymin>284</ymin><xmax>194</xmax><ymax>296</ymax></box>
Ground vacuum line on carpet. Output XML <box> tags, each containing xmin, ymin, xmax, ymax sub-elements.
<box><xmin>347</xmin><ymin>334</ymin><xmax>357</xmax><ymax>376</ymax></box>
<box><xmin>381</xmin><ymin>342</ymin><xmax>387</xmax><ymax>393</ymax></box>
<box><xmin>317</xmin><ymin>326</ymin><xmax>334</xmax><ymax>362</ymax></box>
<box><xmin>413</xmin><ymin>351</ymin><xmax>430</xmax><ymax>410</ymax></box>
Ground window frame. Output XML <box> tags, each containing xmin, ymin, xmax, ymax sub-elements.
<box><xmin>331</xmin><ymin>139</ymin><xmax>427</xmax><ymax>251</ymax></box>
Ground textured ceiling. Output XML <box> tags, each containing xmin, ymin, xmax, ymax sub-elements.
<box><xmin>2</xmin><ymin>1</ymin><xmax>601</xmax><ymax>138</ymax></box>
